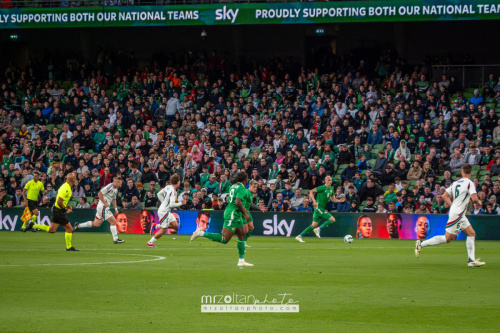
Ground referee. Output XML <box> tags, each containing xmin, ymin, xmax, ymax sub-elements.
<box><xmin>24</xmin><ymin>172</ymin><xmax>78</xmax><ymax>251</ymax></box>
<box><xmin>21</xmin><ymin>171</ymin><xmax>45</xmax><ymax>230</ymax></box>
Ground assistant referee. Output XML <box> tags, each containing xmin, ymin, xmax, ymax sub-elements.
<box><xmin>21</xmin><ymin>171</ymin><xmax>45</xmax><ymax>230</ymax></box>
<box><xmin>24</xmin><ymin>172</ymin><xmax>78</xmax><ymax>251</ymax></box>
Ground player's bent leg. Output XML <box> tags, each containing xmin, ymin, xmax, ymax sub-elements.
<box><xmin>74</xmin><ymin>218</ymin><xmax>102</xmax><ymax>231</ymax></box>
<box><xmin>168</xmin><ymin>220</ymin><xmax>179</xmax><ymax>233</ymax></box>
<box><xmin>63</xmin><ymin>224</ymin><xmax>78</xmax><ymax>251</ymax></box>
<box><xmin>26</xmin><ymin>219</ymin><xmax>50</xmax><ymax>232</ymax></box>
<box><xmin>297</xmin><ymin>221</ymin><xmax>319</xmax><ymax>242</ymax></box>
<box><xmin>148</xmin><ymin>228</ymin><xmax>167</xmax><ymax>248</ymax></box>
<box><xmin>107</xmin><ymin>216</ymin><xmax>124</xmax><ymax>244</ymax></box>
<box><xmin>244</xmin><ymin>221</ymin><xmax>254</xmax><ymax>246</ymax></box>
<box><xmin>316</xmin><ymin>214</ymin><xmax>336</xmax><ymax>238</ymax></box>
<box><xmin>235</xmin><ymin>226</ymin><xmax>253</xmax><ymax>266</ymax></box>
<box><xmin>417</xmin><ymin>233</ymin><xmax>451</xmax><ymax>257</ymax></box>
<box><xmin>462</xmin><ymin>226</ymin><xmax>484</xmax><ymax>267</ymax></box>
<box><xmin>49</xmin><ymin>223</ymin><xmax>59</xmax><ymax>233</ymax></box>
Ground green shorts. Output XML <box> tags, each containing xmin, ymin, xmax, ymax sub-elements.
<box><xmin>313</xmin><ymin>207</ymin><xmax>332</xmax><ymax>223</ymax></box>
<box><xmin>223</xmin><ymin>217</ymin><xmax>245</xmax><ymax>232</ymax></box>
<box><xmin>223</xmin><ymin>209</ymin><xmax>245</xmax><ymax>232</ymax></box>
<box><xmin>245</xmin><ymin>212</ymin><xmax>253</xmax><ymax>224</ymax></box>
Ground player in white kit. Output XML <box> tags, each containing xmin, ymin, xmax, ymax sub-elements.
<box><xmin>74</xmin><ymin>176</ymin><xmax>125</xmax><ymax>244</ymax></box>
<box><xmin>415</xmin><ymin>164</ymin><xmax>485</xmax><ymax>267</ymax></box>
<box><xmin>147</xmin><ymin>174</ymin><xmax>186</xmax><ymax>248</ymax></box>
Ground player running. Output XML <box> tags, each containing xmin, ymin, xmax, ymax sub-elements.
<box><xmin>146</xmin><ymin>175</ymin><xmax>185</xmax><ymax>248</ymax></box>
<box><xmin>415</xmin><ymin>164</ymin><xmax>485</xmax><ymax>267</ymax></box>
<box><xmin>21</xmin><ymin>171</ymin><xmax>45</xmax><ymax>230</ymax></box>
<box><xmin>296</xmin><ymin>175</ymin><xmax>336</xmax><ymax>242</ymax></box>
<box><xmin>23</xmin><ymin>172</ymin><xmax>78</xmax><ymax>251</ymax></box>
<box><xmin>241</xmin><ymin>179</ymin><xmax>259</xmax><ymax>247</ymax></box>
<box><xmin>190</xmin><ymin>172</ymin><xmax>253</xmax><ymax>267</ymax></box>
<box><xmin>73</xmin><ymin>176</ymin><xmax>125</xmax><ymax>244</ymax></box>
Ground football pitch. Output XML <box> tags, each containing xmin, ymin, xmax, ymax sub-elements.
<box><xmin>0</xmin><ymin>232</ymin><xmax>498</xmax><ymax>333</ymax></box>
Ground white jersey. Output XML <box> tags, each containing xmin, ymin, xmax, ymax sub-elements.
<box><xmin>100</xmin><ymin>183</ymin><xmax>118</xmax><ymax>205</ymax></box>
<box><xmin>158</xmin><ymin>185</ymin><xmax>182</xmax><ymax>214</ymax></box>
<box><xmin>446</xmin><ymin>177</ymin><xmax>476</xmax><ymax>215</ymax></box>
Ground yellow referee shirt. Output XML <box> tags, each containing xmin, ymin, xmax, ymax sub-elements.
<box><xmin>24</xmin><ymin>180</ymin><xmax>45</xmax><ymax>201</ymax></box>
<box><xmin>55</xmin><ymin>183</ymin><xmax>72</xmax><ymax>209</ymax></box>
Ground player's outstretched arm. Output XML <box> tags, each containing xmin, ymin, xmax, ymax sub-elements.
<box><xmin>169</xmin><ymin>190</ymin><xmax>183</xmax><ymax>208</ymax></box>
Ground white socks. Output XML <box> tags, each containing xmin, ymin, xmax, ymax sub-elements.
<box><xmin>110</xmin><ymin>225</ymin><xmax>118</xmax><ymax>241</ymax></box>
<box><xmin>149</xmin><ymin>236</ymin><xmax>157</xmax><ymax>244</ymax></box>
<box><xmin>78</xmin><ymin>221</ymin><xmax>93</xmax><ymax>228</ymax></box>
<box><xmin>421</xmin><ymin>235</ymin><xmax>447</xmax><ymax>247</ymax></box>
<box><xmin>467</xmin><ymin>236</ymin><xmax>475</xmax><ymax>261</ymax></box>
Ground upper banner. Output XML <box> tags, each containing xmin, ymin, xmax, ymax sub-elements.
<box><xmin>1</xmin><ymin>0</ymin><xmax>500</xmax><ymax>29</ymax></box>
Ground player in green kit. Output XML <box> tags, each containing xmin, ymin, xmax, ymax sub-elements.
<box><xmin>190</xmin><ymin>172</ymin><xmax>254</xmax><ymax>267</ymax></box>
<box><xmin>241</xmin><ymin>179</ymin><xmax>259</xmax><ymax>247</ymax></box>
<box><xmin>296</xmin><ymin>175</ymin><xmax>336</xmax><ymax>242</ymax></box>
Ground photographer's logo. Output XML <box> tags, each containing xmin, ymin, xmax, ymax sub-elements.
<box><xmin>201</xmin><ymin>293</ymin><xmax>299</xmax><ymax>313</ymax></box>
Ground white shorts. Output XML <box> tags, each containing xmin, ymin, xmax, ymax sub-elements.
<box><xmin>445</xmin><ymin>210</ymin><xmax>470</xmax><ymax>235</ymax></box>
<box><xmin>158</xmin><ymin>210</ymin><xmax>177</xmax><ymax>229</ymax></box>
<box><xmin>96</xmin><ymin>203</ymin><xmax>113</xmax><ymax>221</ymax></box>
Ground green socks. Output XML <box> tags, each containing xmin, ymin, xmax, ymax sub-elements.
<box><xmin>65</xmin><ymin>232</ymin><xmax>73</xmax><ymax>249</ymax></box>
<box><xmin>300</xmin><ymin>225</ymin><xmax>315</xmax><ymax>236</ymax></box>
<box><xmin>319</xmin><ymin>220</ymin><xmax>334</xmax><ymax>230</ymax></box>
<box><xmin>32</xmin><ymin>214</ymin><xmax>37</xmax><ymax>223</ymax></box>
<box><xmin>203</xmin><ymin>232</ymin><xmax>227</xmax><ymax>244</ymax></box>
<box><xmin>244</xmin><ymin>229</ymin><xmax>253</xmax><ymax>241</ymax></box>
<box><xmin>33</xmin><ymin>224</ymin><xmax>49</xmax><ymax>232</ymax></box>
<box><xmin>237</xmin><ymin>240</ymin><xmax>246</xmax><ymax>259</ymax></box>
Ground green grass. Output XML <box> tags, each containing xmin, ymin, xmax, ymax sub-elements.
<box><xmin>0</xmin><ymin>233</ymin><xmax>499</xmax><ymax>333</ymax></box>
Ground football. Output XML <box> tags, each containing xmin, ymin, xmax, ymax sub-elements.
<box><xmin>344</xmin><ymin>235</ymin><xmax>353</xmax><ymax>243</ymax></box>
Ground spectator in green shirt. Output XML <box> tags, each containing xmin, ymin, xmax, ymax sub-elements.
<box><xmin>384</xmin><ymin>183</ymin><xmax>398</xmax><ymax>203</ymax></box>
<box><xmin>204</xmin><ymin>174</ymin><xmax>219</xmax><ymax>195</ymax></box>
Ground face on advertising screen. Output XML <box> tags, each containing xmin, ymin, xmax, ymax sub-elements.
<box><xmin>196</xmin><ymin>211</ymin><xmax>211</xmax><ymax>231</ymax></box>
<box><xmin>140</xmin><ymin>210</ymin><xmax>152</xmax><ymax>234</ymax></box>
<box><xmin>357</xmin><ymin>216</ymin><xmax>372</xmax><ymax>238</ymax></box>
<box><xmin>415</xmin><ymin>216</ymin><xmax>430</xmax><ymax>239</ymax></box>
<box><xmin>386</xmin><ymin>213</ymin><xmax>402</xmax><ymax>239</ymax></box>
<box><xmin>116</xmin><ymin>213</ymin><xmax>128</xmax><ymax>233</ymax></box>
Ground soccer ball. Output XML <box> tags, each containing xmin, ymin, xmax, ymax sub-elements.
<box><xmin>344</xmin><ymin>235</ymin><xmax>353</xmax><ymax>243</ymax></box>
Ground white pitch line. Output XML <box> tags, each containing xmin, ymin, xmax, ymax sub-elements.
<box><xmin>0</xmin><ymin>252</ymin><xmax>166</xmax><ymax>267</ymax></box>
<box><xmin>0</xmin><ymin>246</ymin><xmax>414</xmax><ymax>252</ymax></box>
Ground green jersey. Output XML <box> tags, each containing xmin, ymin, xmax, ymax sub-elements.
<box><xmin>224</xmin><ymin>183</ymin><xmax>246</xmax><ymax>217</ymax></box>
<box><xmin>242</xmin><ymin>189</ymin><xmax>253</xmax><ymax>210</ymax></box>
<box><xmin>315</xmin><ymin>185</ymin><xmax>335</xmax><ymax>210</ymax></box>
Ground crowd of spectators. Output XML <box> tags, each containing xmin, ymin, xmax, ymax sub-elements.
<box><xmin>1</xmin><ymin>48</ymin><xmax>500</xmax><ymax>216</ymax></box>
